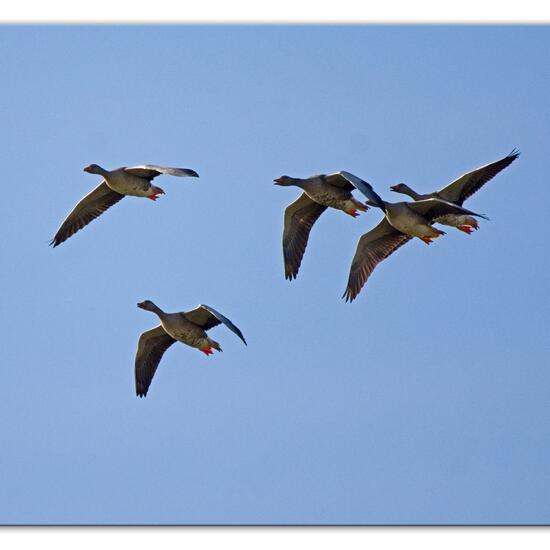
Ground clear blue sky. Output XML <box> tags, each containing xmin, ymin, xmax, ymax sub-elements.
<box><xmin>0</xmin><ymin>25</ymin><xmax>548</xmax><ymax>525</ymax></box>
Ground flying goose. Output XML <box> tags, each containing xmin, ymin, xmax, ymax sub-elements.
<box><xmin>338</xmin><ymin>171</ymin><xmax>489</xmax><ymax>302</ymax></box>
<box><xmin>390</xmin><ymin>149</ymin><xmax>519</xmax><ymax>234</ymax></box>
<box><xmin>274</xmin><ymin>173</ymin><xmax>370</xmax><ymax>280</ymax></box>
<box><xmin>50</xmin><ymin>163</ymin><xmax>199</xmax><ymax>247</ymax></box>
<box><xmin>135</xmin><ymin>301</ymin><xmax>247</xmax><ymax>398</ymax></box>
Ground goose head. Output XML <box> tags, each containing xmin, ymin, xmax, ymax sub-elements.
<box><xmin>273</xmin><ymin>175</ymin><xmax>299</xmax><ymax>187</ymax></box>
<box><xmin>137</xmin><ymin>300</ymin><xmax>159</xmax><ymax>312</ymax></box>
<box><xmin>390</xmin><ymin>183</ymin><xmax>413</xmax><ymax>194</ymax></box>
<box><xmin>83</xmin><ymin>163</ymin><xmax>105</xmax><ymax>175</ymax></box>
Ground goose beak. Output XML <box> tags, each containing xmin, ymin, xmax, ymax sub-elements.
<box><xmin>83</xmin><ymin>165</ymin><xmax>93</xmax><ymax>173</ymax></box>
<box><xmin>389</xmin><ymin>184</ymin><xmax>399</xmax><ymax>191</ymax></box>
<box><xmin>137</xmin><ymin>302</ymin><xmax>146</xmax><ymax>309</ymax></box>
<box><xmin>273</xmin><ymin>177</ymin><xmax>284</xmax><ymax>185</ymax></box>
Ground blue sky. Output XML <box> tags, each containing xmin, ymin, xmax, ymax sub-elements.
<box><xmin>0</xmin><ymin>25</ymin><xmax>548</xmax><ymax>524</ymax></box>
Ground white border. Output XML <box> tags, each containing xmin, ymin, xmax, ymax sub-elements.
<box><xmin>0</xmin><ymin>0</ymin><xmax>549</xmax><ymax>23</ymax></box>
<box><xmin>1</xmin><ymin>527</ymin><xmax>550</xmax><ymax>550</ymax></box>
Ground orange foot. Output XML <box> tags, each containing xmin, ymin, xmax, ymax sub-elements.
<box><xmin>421</xmin><ymin>236</ymin><xmax>433</xmax><ymax>245</ymax></box>
<box><xmin>200</xmin><ymin>347</ymin><xmax>214</xmax><ymax>356</ymax></box>
<box><xmin>458</xmin><ymin>225</ymin><xmax>475</xmax><ymax>235</ymax></box>
<box><xmin>148</xmin><ymin>193</ymin><xmax>160</xmax><ymax>201</ymax></box>
<box><xmin>345</xmin><ymin>209</ymin><xmax>359</xmax><ymax>218</ymax></box>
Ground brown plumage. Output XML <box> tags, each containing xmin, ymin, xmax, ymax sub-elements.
<box><xmin>344</xmin><ymin>218</ymin><xmax>412</xmax><ymax>302</ymax></box>
<box><xmin>135</xmin><ymin>326</ymin><xmax>177</xmax><ymax>398</ymax></box>
<box><xmin>275</xmin><ymin>172</ymin><xmax>369</xmax><ymax>280</ymax></box>
<box><xmin>388</xmin><ymin>150</ymin><xmax>519</xmax><ymax>235</ymax></box>
<box><xmin>434</xmin><ymin>149</ymin><xmax>519</xmax><ymax>206</ymax></box>
<box><xmin>282</xmin><ymin>194</ymin><xmax>328</xmax><ymax>280</ymax></box>
<box><xmin>50</xmin><ymin>163</ymin><xmax>199</xmax><ymax>247</ymax></box>
<box><xmin>390</xmin><ymin>150</ymin><xmax>519</xmax><ymax>205</ymax></box>
<box><xmin>338</xmin><ymin>172</ymin><xmax>489</xmax><ymax>302</ymax></box>
<box><xmin>135</xmin><ymin>301</ymin><xmax>246</xmax><ymax>398</ymax></box>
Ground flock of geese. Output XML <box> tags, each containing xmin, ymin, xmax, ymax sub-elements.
<box><xmin>50</xmin><ymin>150</ymin><xmax>519</xmax><ymax>397</ymax></box>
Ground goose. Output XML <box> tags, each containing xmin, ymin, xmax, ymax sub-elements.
<box><xmin>389</xmin><ymin>149</ymin><xmax>519</xmax><ymax>234</ymax></box>
<box><xmin>50</xmin><ymin>163</ymin><xmax>199</xmax><ymax>247</ymax></box>
<box><xmin>274</xmin><ymin>173</ymin><xmax>370</xmax><ymax>280</ymax></box>
<box><xmin>135</xmin><ymin>301</ymin><xmax>247</xmax><ymax>398</ymax></box>
<box><xmin>338</xmin><ymin>171</ymin><xmax>489</xmax><ymax>302</ymax></box>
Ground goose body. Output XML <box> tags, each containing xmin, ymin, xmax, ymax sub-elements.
<box><xmin>156</xmin><ymin>310</ymin><xmax>213</xmax><ymax>350</ymax></box>
<box><xmin>50</xmin><ymin>163</ymin><xmax>199</xmax><ymax>247</ymax></box>
<box><xmin>338</xmin><ymin>171</ymin><xmax>489</xmax><ymax>301</ymax></box>
<box><xmin>274</xmin><ymin>172</ymin><xmax>369</xmax><ymax>280</ymax></box>
<box><xmin>383</xmin><ymin>201</ymin><xmax>447</xmax><ymax>241</ymax></box>
<box><xmin>135</xmin><ymin>301</ymin><xmax>247</xmax><ymax>397</ymax></box>
<box><xmin>389</xmin><ymin>186</ymin><xmax>481</xmax><ymax>235</ymax></box>
<box><xmin>390</xmin><ymin>150</ymin><xmax>519</xmax><ymax>234</ymax></box>
<box><xmin>97</xmin><ymin>166</ymin><xmax>158</xmax><ymax>198</ymax></box>
<box><xmin>296</xmin><ymin>176</ymin><xmax>369</xmax><ymax>213</ymax></box>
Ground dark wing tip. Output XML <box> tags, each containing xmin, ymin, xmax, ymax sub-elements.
<box><xmin>508</xmin><ymin>148</ymin><xmax>521</xmax><ymax>158</ymax></box>
<box><xmin>49</xmin><ymin>233</ymin><xmax>69</xmax><ymax>247</ymax></box>
<box><xmin>49</xmin><ymin>232</ymin><xmax>66</xmax><ymax>247</ymax></box>
<box><xmin>285</xmin><ymin>264</ymin><xmax>298</xmax><ymax>280</ymax></box>
<box><xmin>136</xmin><ymin>384</ymin><xmax>148</xmax><ymax>398</ymax></box>
<box><xmin>342</xmin><ymin>288</ymin><xmax>357</xmax><ymax>303</ymax></box>
<box><xmin>50</xmin><ymin>239</ymin><xmax>65</xmax><ymax>248</ymax></box>
<box><xmin>198</xmin><ymin>305</ymin><xmax>247</xmax><ymax>347</ymax></box>
<box><xmin>233</xmin><ymin>328</ymin><xmax>247</xmax><ymax>346</ymax></box>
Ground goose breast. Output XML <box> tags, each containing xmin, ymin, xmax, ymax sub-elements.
<box><xmin>104</xmin><ymin>170</ymin><xmax>152</xmax><ymax>197</ymax></box>
<box><xmin>160</xmin><ymin>314</ymin><xmax>208</xmax><ymax>346</ymax></box>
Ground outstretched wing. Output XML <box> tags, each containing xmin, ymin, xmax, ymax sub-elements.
<box><xmin>437</xmin><ymin>149</ymin><xmax>519</xmax><ymax>205</ymax></box>
<box><xmin>408</xmin><ymin>198</ymin><xmax>489</xmax><ymax>222</ymax></box>
<box><xmin>135</xmin><ymin>325</ymin><xmax>177</xmax><ymax>398</ymax></box>
<box><xmin>282</xmin><ymin>193</ymin><xmax>328</xmax><ymax>280</ymax></box>
<box><xmin>338</xmin><ymin>171</ymin><xmax>387</xmax><ymax>211</ymax></box>
<box><xmin>124</xmin><ymin>165</ymin><xmax>199</xmax><ymax>181</ymax></box>
<box><xmin>343</xmin><ymin>218</ymin><xmax>412</xmax><ymax>302</ymax></box>
<box><xmin>184</xmin><ymin>305</ymin><xmax>247</xmax><ymax>346</ymax></box>
<box><xmin>50</xmin><ymin>181</ymin><xmax>125</xmax><ymax>247</ymax></box>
